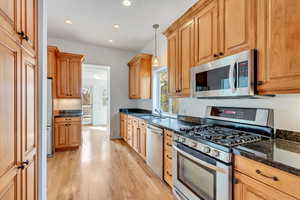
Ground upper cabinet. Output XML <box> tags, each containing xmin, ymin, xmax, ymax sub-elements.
<box><xmin>165</xmin><ymin>0</ymin><xmax>300</xmax><ymax>96</ymax></box>
<box><xmin>166</xmin><ymin>20</ymin><xmax>194</xmax><ymax>97</ymax></box>
<box><xmin>194</xmin><ymin>0</ymin><xmax>218</xmax><ymax>65</ymax></box>
<box><xmin>47</xmin><ymin>46</ymin><xmax>58</xmax><ymax>79</ymax></box>
<box><xmin>219</xmin><ymin>0</ymin><xmax>256</xmax><ymax>57</ymax></box>
<box><xmin>128</xmin><ymin>54</ymin><xmax>152</xmax><ymax>99</ymax></box>
<box><xmin>56</xmin><ymin>52</ymin><xmax>84</xmax><ymax>98</ymax></box>
<box><xmin>257</xmin><ymin>0</ymin><xmax>300</xmax><ymax>94</ymax></box>
<box><xmin>0</xmin><ymin>0</ymin><xmax>37</xmax><ymax>56</ymax></box>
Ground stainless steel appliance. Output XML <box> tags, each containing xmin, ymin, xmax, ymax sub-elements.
<box><xmin>146</xmin><ymin>124</ymin><xmax>163</xmax><ymax>179</ymax></box>
<box><xmin>191</xmin><ymin>50</ymin><xmax>256</xmax><ymax>98</ymax></box>
<box><xmin>172</xmin><ymin>106</ymin><xmax>274</xmax><ymax>200</ymax></box>
<box><xmin>47</xmin><ymin>78</ymin><xmax>53</xmax><ymax>157</ymax></box>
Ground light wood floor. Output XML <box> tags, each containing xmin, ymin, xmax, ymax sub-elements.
<box><xmin>47</xmin><ymin>126</ymin><xmax>173</xmax><ymax>200</ymax></box>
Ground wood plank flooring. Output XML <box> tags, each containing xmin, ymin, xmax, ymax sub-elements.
<box><xmin>47</xmin><ymin>126</ymin><xmax>173</xmax><ymax>200</ymax></box>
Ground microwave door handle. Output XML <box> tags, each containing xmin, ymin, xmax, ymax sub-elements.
<box><xmin>172</xmin><ymin>144</ymin><xmax>226</xmax><ymax>174</ymax></box>
<box><xmin>229</xmin><ymin>62</ymin><xmax>237</xmax><ymax>92</ymax></box>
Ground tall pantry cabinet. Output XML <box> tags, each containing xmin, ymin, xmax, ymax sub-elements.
<box><xmin>0</xmin><ymin>0</ymin><xmax>38</xmax><ymax>200</ymax></box>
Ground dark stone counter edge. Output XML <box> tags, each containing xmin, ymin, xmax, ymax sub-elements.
<box><xmin>233</xmin><ymin>148</ymin><xmax>300</xmax><ymax>177</ymax></box>
<box><xmin>54</xmin><ymin>115</ymin><xmax>83</xmax><ymax>118</ymax></box>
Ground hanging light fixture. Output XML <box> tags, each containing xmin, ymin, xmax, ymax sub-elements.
<box><xmin>152</xmin><ymin>24</ymin><xmax>160</xmax><ymax>67</ymax></box>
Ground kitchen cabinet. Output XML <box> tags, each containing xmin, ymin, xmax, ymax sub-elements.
<box><xmin>164</xmin><ymin>130</ymin><xmax>173</xmax><ymax>187</ymax></box>
<box><xmin>121</xmin><ymin>114</ymin><xmax>147</xmax><ymax>160</ymax></box>
<box><xmin>194</xmin><ymin>0</ymin><xmax>218</xmax><ymax>65</ymax></box>
<box><xmin>47</xmin><ymin>46</ymin><xmax>58</xmax><ymax>79</ymax></box>
<box><xmin>219</xmin><ymin>0</ymin><xmax>256</xmax><ymax>57</ymax></box>
<box><xmin>54</xmin><ymin>117</ymin><xmax>81</xmax><ymax>151</ymax></box>
<box><xmin>234</xmin><ymin>171</ymin><xmax>296</xmax><ymax>200</ymax></box>
<box><xmin>234</xmin><ymin>155</ymin><xmax>300</xmax><ymax>200</ymax></box>
<box><xmin>0</xmin><ymin>0</ymin><xmax>38</xmax><ymax>199</ymax></box>
<box><xmin>56</xmin><ymin>52</ymin><xmax>84</xmax><ymax>98</ymax></box>
<box><xmin>128</xmin><ymin>54</ymin><xmax>152</xmax><ymax>99</ymax></box>
<box><xmin>120</xmin><ymin>113</ymin><xmax>128</xmax><ymax>141</ymax></box>
<box><xmin>21</xmin><ymin>0</ymin><xmax>37</xmax><ymax>56</ymax></box>
<box><xmin>166</xmin><ymin>19</ymin><xmax>194</xmax><ymax>97</ymax></box>
<box><xmin>256</xmin><ymin>0</ymin><xmax>300</xmax><ymax>94</ymax></box>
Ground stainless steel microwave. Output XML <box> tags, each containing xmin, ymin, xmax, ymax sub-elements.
<box><xmin>191</xmin><ymin>50</ymin><xmax>256</xmax><ymax>98</ymax></box>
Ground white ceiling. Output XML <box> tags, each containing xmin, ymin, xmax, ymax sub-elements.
<box><xmin>47</xmin><ymin>0</ymin><xmax>197</xmax><ymax>51</ymax></box>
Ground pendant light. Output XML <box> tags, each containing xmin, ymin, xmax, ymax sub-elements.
<box><xmin>152</xmin><ymin>24</ymin><xmax>160</xmax><ymax>67</ymax></box>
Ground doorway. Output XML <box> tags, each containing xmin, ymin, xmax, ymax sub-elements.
<box><xmin>82</xmin><ymin>64</ymin><xmax>110</xmax><ymax>133</ymax></box>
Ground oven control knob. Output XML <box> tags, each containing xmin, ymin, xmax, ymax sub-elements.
<box><xmin>191</xmin><ymin>142</ymin><xmax>198</xmax><ymax>148</ymax></box>
<box><xmin>203</xmin><ymin>146</ymin><xmax>211</xmax><ymax>153</ymax></box>
<box><xmin>211</xmin><ymin>150</ymin><xmax>220</xmax><ymax>157</ymax></box>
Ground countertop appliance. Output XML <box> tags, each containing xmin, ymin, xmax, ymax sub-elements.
<box><xmin>172</xmin><ymin>106</ymin><xmax>274</xmax><ymax>200</ymax></box>
<box><xmin>47</xmin><ymin>78</ymin><xmax>53</xmax><ymax>157</ymax></box>
<box><xmin>191</xmin><ymin>50</ymin><xmax>256</xmax><ymax>98</ymax></box>
<box><xmin>146</xmin><ymin>124</ymin><xmax>163</xmax><ymax>179</ymax></box>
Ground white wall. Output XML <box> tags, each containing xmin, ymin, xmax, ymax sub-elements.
<box><xmin>137</xmin><ymin>34</ymin><xmax>300</xmax><ymax>132</ymax></box>
<box><xmin>48</xmin><ymin>37</ymin><xmax>138</xmax><ymax>138</ymax></box>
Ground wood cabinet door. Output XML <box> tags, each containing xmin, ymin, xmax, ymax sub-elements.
<box><xmin>21</xmin><ymin>52</ymin><xmax>37</xmax><ymax>200</ymax></box>
<box><xmin>0</xmin><ymin>0</ymin><xmax>21</xmax><ymax>42</ymax></box>
<box><xmin>21</xmin><ymin>0</ymin><xmax>37</xmax><ymax>56</ymax></box>
<box><xmin>167</xmin><ymin>31</ymin><xmax>178</xmax><ymax>96</ymax></box>
<box><xmin>128</xmin><ymin>65</ymin><xmax>135</xmax><ymax>98</ymax></box>
<box><xmin>139</xmin><ymin>126</ymin><xmax>147</xmax><ymax>160</ymax></box>
<box><xmin>68</xmin><ymin>122</ymin><xmax>81</xmax><ymax>147</ymax></box>
<box><xmin>120</xmin><ymin>117</ymin><xmax>124</xmax><ymax>139</ymax></box>
<box><xmin>54</xmin><ymin>123</ymin><xmax>69</xmax><ymax>149</ymax></box>
<box><xmin>134</xmin><ymin>62</ymin><xmax>140</xmax><ymax>99</ymax></box>
<box><xmin>69</xmin><ymin>58</ymin><xmax>81</xmax><ymax>98</ymax></box>
<box><xmin>219</xmin><ymin>0</ymin><xmax>256</xmax><ymax>56</ymax></box>
<box><xmin>56</xmin><ymin>57</ymin><xmax>70</xmax><ymax>98</ymax></box>
<box><xmin>234</xmin><ymin>171</ymin><xmax>296</xmax><ymax>200</ymax></box>
<box><xmin>178</xmin><ymin>19</ymin><xmax>194</xmax><ymax>97</ymax></box>
<box><xmin>0</xmin><ymin>33</ymin><xmax>21</xmax><ymax>200</ymax></box>
<box><xmin>132</xmin><ymin>121</ymin><xmax>139</xmax><ymax>152</ymax></box>
<box><xmin>47</xmin><ymin>46</ymin><xmax>57</xmax><ymax>79</ymax></box>
<box><xmin>22</xmin><ymin>153</ymin><xmax>37</xmax><ymax>200</ymax></box>
<box><xmin>257</xmin><ymin>0</ymin><xmax>300</xmax><ymax>94</ymax></box>
<box><xmin>194</xmin><ymin>0</ymin><xmax>218</xmax><ymax>65</ymax></box>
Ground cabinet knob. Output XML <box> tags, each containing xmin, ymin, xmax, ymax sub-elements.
<box><xmin>219</xmin><ymin>52</ymin><xmax>224</xmax><ymax>56</ymax></box>
<box><xmin>213</xmin><ymin>54</ymin><xmax>218</xmax><ymax>58</ymax></box>
<box><xmin>17</xmin><ymin>31</ymin><xmax>25</xmax><ymax>36</ymax></box>
<box><xmin>23</xmin><ymin>35</ymin><xmax>29</xmax><ymax>41</ymax></box>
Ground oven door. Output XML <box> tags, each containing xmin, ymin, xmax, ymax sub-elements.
<box><xmin>172</xmin><ymin>142</ymin><xmax>232</xmax><ymax>200</ymax></box>
<box><xmin>191</xmin><ymin>50</ymin><xmax>255</xmax><ymax>98</ymax></box>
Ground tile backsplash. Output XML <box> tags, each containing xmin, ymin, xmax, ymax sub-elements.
<box><xmin>53</xmin><ymin>99</ymin><xmax>82</xmax><ymax>110</ymax></box>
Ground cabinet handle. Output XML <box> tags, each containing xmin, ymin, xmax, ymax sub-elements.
<box><xmin>166</xmin><ymin>155</ymin><xmax>172</xmax><ymax>159</ymax></box>
<box><xmin>166</xmin><ymin>134</ymin><xmax>172</xmax><ymax>137</ymax></box>
<box><xmin>166</xmin><ymin>143</ymin><xmax>172</xmax><ymax>147</ymax></box>
<box><xmin>23</xmin><ymin>35</ymin><xmax>29</xmax><ymax>41</ymax></box>
<box><xmin>17</xmin><ymin>160</ymin><xmax>30</xmax><ymax>170</ymax></box>
<box><xmin>257</xmin><ymin>81</ymin><xmax>264</xmax><ymax>86</ymax></box>
<box><xmin>256</xmin><ymin>170</ymin><xmax>279</xmax><ymax>181</ymax></box>
<box><xmin>233</xmin><ymin>178</ymin><xmax>239</xmax><ymax>184</ymax></box>
<box><xmin>17</xmin><ymin>31</ymin><xmax>25</xmax><ymax>37</ymax></box>
<box><xmin>166</xmin><ymin>171</ymin><xmax>172</xmax><ymax>177</ymax></box>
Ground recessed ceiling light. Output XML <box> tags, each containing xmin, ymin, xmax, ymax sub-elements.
<box><xmin>113</xmin><ymin>24</ymin><xmax>120</xmax><ymax>29</ymax></box>
<box><xmin>65</xmin><ymin>20</ymin><xmax>73</xmax><ymax>24</ymax></box>
<box><xmin>108</xmin><ymin>40</ymin><xmax>114</xmax><ymax>43</ymax></box>
<box><xmin>122</xmin><ymin>0</ymin><xmax>132</xmax><ymax>7</ymax></box>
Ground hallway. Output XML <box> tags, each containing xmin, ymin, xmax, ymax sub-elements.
<box><xmin>47</xmin><ymin>127</ymin><xmax>173</xmax><ymax>200</ymax></box>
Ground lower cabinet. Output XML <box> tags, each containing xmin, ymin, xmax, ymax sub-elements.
<box><xmin>234</xmin><ymin>155</ymin><xmax>299</xmax><ymax>200</ymax></box>
<box><xmin>121</xmin><ymin>114</ymin><xmax>147</xmax><ymax>161</ymax></box>
<box><xmin>54</xmin><ymin>117</ymin><xmax>81</xmax><ymax>151</ymax></box>
<box><xmin>164</xmin><ymin>129</ymin><xmax>173</xmax><ymax>187</ymax></box>
<box><xmin>234</xmin><ymin>171</ymin><xmax>296</xmax><ymax>200</ymax></box>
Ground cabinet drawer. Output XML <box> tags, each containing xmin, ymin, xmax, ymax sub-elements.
<box><xmin>234</xmin><ymin>155</ymin><xmax>300</xmax><ymax>198</ymax></box>
<box><xmin>54</xmin><ymin>117</ymin><xmax>81</xmax><ymax>123</ymax></box>
<box><xmin>164</xmin><ymin>152</ymin><xmax>173</xmax><ymax>187</ymax></box>
<box><xmin>164</xmin><ymin>138</ymin><xmax>173</xmax><ymax>152</ymax></box>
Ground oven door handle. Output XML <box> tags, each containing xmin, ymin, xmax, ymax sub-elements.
<box><xmin>229</xmin><ymin>61</ymin><xmax>237</xmax><ymax>92</ymax></box>
<box><xmin>173</xmin><ymin>144</ymin><xmax>226</xmax><ymax>174</ymax></box>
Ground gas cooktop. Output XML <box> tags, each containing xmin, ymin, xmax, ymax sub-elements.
<box><xmin>179</xmin><ymin>124</ymin><xmax>263</xmax><ymax>147</ymax></box>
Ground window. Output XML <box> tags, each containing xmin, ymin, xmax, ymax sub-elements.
<box><xmin>153</xmin><ymin>67</ymin><xmax>179</xmax><ymax>116</ymax></box>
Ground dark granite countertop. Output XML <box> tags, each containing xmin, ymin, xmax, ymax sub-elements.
<box><xmin>54</xmin><ymin>110</ymin><xmax>83</xmax><ymax>118</ymax></box>
<box><xmin>119</xmin><ymin>108</ymin><xmax>203</xmax><ymax>133</ymax></box>
<box><xmin>233</xmin><ymin>138</ymin><xmax>300</xmax><ymax>177</ymax></box>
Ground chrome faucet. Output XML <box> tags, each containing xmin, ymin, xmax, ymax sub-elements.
<box><xmin>155</xmin><ymin>108</ymin><xmax>162</xmax><ymax>118</ymax></box>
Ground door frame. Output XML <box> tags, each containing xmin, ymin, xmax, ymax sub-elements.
<box><xmin>82</xmin><ymin>64</ymin><xmax>111</xmax><ymax>135</ymax></box>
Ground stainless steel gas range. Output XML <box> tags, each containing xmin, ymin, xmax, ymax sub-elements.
<box><xmin>172</xmin><ymin>106</ymin><xmax>274</xmax><ymax>200</ymax></box>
